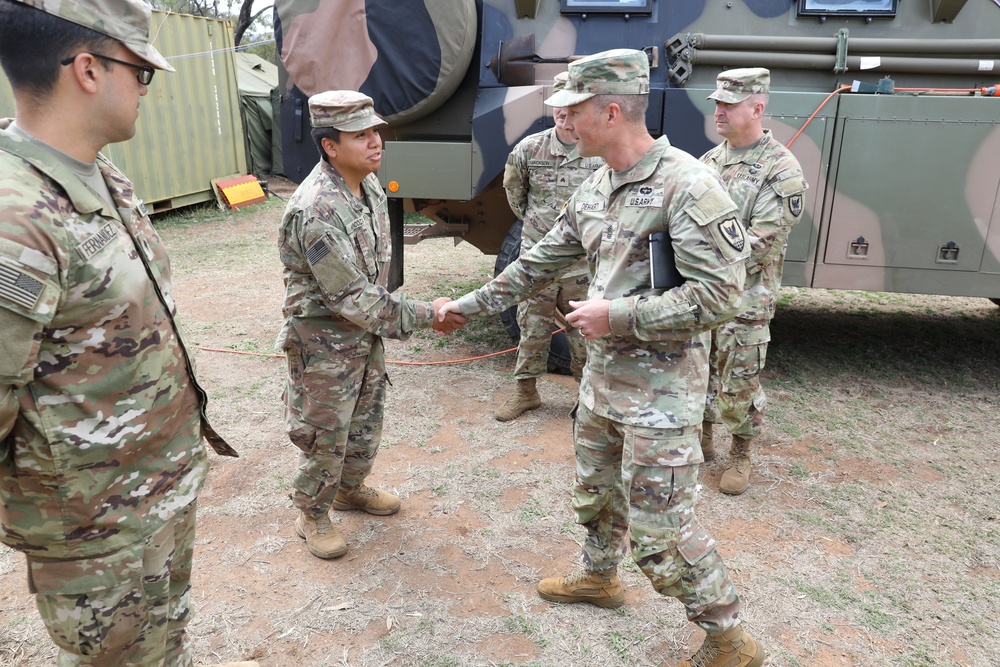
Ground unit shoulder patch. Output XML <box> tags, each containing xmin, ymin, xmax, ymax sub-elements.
<box><xmin>709</xmin><ymin>216</ymin><xmax>748</xmax><ymax>262</ymax></box>
<box><xmin>788</xmin><ymin>193</ymin><xmax>803</xmax><ymax>218</ymax></box>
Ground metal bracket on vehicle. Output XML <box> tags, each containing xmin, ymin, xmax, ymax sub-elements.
<box><xmin>643</xmin><ymin>45</ymin><xmax>658</xmax><ymax>69</ymax></box>
<box><xmin>665</xmin><ymin>32</ymin><xmax>693</xmax><ymax>86</ymax></box>
<box><xmin>514</xmin><ymin>0</ymin><xmax>541</xmax><ymax>19</ymax></box>
<box><xmin>666</xmin><ymin>32</ymin><xmax>690</xmax><ymax>62</ymax></box>
<box><xmin>834</xmin><ymin>28</ymin><xmax>849</xmax><ymax>74</ymax></box>
<box><xmin>403</xmin><ymin>205</ymin><xmax>470</xmax><ymax>245</ymax></box>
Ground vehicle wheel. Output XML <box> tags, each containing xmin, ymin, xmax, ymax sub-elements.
<box><xmin>493</xmin><ymin>220</ymin><xmax>573</xmax><ymax>375</ymax></box>
<box><xmin>990</xmin><ymin>298</ymin><xmax>1000</xmax><ymax>307</ymax></box>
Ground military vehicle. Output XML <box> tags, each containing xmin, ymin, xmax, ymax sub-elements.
<box><xmin>273</xmin><ymin>0</ymin><xmax>1000</xmax><ymax>366</ymax></box>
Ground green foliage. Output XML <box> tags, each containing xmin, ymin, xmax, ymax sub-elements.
<box><xmin>518</xmin><ymin>498</ymin><xmax>550</xmax><ymax>522</ymax></box>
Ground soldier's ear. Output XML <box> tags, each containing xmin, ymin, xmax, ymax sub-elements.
<box><xmin>605</xmin><ymin>102</ymin><xmax>621</xmax><ymax>125</ymax></box>
<box><xmin>63</xmin><ymin>53</ymin><xmax>102</xmax><ymax>94</ymax></box>
<box><xmin>321</xmin><ymin>137</ymin><xmax>337</xmax><ymax>159</ymax></box>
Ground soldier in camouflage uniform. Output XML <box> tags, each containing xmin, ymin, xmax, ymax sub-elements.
<box><xmin>495</xmin><ymin>71</ymin><xmax>603</xmax><ymax>421</ymax></box>
<box><xmin>439</xmin><ymin>50</ymin><xmax>765</xmax><ymax>667</ymax></box>
<box><xmin>277</xmin><ymin>91</ymin><xmax>465</xmax><ymax>560</ymax></box>
<box><xmin>0</xmin><ymin>1</ymin><xmax>249</xmax><ymax>665</ymax></box>
<box><xmin>700</xmin><ymin>68</ymin><xmax>807</xmax><ymax>495</ymax></box>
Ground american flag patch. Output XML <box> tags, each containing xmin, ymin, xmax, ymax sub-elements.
<box><xmin>306</xmin><ymin>238</ymin><xmax>330</xmax><ymax>265</ymax></box>
<box><xmin>0</xmin><ymin>260</ymin><xmax>44</xmax><ymax>310</ymax></box>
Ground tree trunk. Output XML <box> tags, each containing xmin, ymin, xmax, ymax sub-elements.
<box><xmin>234</xmin><ymin>0</ymin><xmax>271</xmax><ymax>46</ymax></box>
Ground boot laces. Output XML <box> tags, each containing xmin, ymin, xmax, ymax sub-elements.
<box><xmin>314</xmin><ymin>513</ymin><xmax>333</xmax><ymax>533</ymax></box>
<box><xmin>563</xmin><ymin>571</ymin><xmax>592</xmax><ymax>587</ymax></box>
<box><xmin>688</xmin><ymin>636</ymin><xmax>723</xmax><ymax>667</ymax></box>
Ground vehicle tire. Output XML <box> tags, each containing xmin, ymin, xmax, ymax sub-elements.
<box><xmin>493</xmin><ymin>220</ymin><xmax>573</xmax><ymax>375</ymax></box>
<box><xmin>990</xmin><ymin>298</ymin><xmax>1000</xmax><ymax>307</ymax></box>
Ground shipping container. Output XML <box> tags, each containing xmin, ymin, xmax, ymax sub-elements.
<box><xmin>0</xmin><ymin>10</ymin><xmax>247</xmax><ymax>213</ymax></box>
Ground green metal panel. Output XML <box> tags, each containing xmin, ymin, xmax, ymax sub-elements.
<box><xmin>810</xmin><ymin>93</ymin><xmax>1000</xmax><ymax>297</ymax></box>
<box><xmin>379</xmin><ymin>142</ymin><xmax>473</xmax><ymax>200</ymax></box>
<box><xmin>0</xmin><ymin>11</ymin><xmax>246</xmax><ymax>213</ymax></box>
<box><xmin>824</xmin><ymin>95</ymin><xmax>995</xmax><ymax>272</ymax></box>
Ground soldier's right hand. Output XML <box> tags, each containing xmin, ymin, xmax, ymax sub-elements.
<box><xmin>432</xmin><ymin>297</ymin><xmax>467</xmax><ymax>334</ymax></box>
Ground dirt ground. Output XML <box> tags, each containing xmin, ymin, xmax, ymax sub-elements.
<box><xmin>1</xmin><ymin>184</ymin><xmax>998</xmax><ymax>667</ymax></box>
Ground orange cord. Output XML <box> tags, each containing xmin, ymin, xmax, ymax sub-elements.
<box><xmin>189</xmin><ymin>328</ymin><xmax>567</xmax><ymax>367</ymax></box>
<box><xmin>787</xmin><ymin>84</ymin><xmax>851</xmax><ymax>148</ymax></box>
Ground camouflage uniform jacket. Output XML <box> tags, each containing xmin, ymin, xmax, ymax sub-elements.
<box><xmin>276</xmin><ymin>160</ymin><xmax>434</xmax><ymax>371</ymax></box>
<box><xmin>503</xmin><ymin>127</ymin><xmax>604</xmax><ymax>278</ymax></box>
<box><xmin>700</xmin><ymin>130</ymin><xmax>806</xmax><ymax>322</ymax></box>
<box><xmin>456</xmin><ymin>137</ymin><xmax>749</xmax><ymax>429</ymax></box>
<box><xmin>0</xmin><ymin>120</ymin><xmax>235</xmax><ymax>561</ymax></box>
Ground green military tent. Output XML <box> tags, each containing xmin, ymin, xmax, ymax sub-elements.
<box><xmin>236</xmin><ymin>52</ymin><xmax>283</xmax><ymax>177</ymax></box>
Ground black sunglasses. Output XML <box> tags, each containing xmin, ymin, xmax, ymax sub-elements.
<box><xmin>61</xmin><ymin>52</ymin><xmax>155</xmax><ymax>86</ymax></box>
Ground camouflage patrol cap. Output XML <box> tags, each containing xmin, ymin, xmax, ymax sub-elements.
<box><xmin>707</xmin><ymin>67</ymin><xmax>770</xmax><ymax>104</ymax></box>
<box><xmin>309</xmin><ymin>90</ymin><xmax>388</xmax><ymax>131</ymax></box>
<box><xmin>552</xmin><ymin>71</ymin><xmax>570</xmax><ymax>92</ymax></box>
<box><xmin>544</xmin><ymin>48</ymin><xmax>650</xmax><ymax>107</ymax></box>
<box><xmin>15</xmin><ymin>0</ymin><xmax>174</xmax><ymax>71</ymax></box>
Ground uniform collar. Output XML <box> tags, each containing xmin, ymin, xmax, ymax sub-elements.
<box><xmin>0</xmin><ymin>118</ymin><xmax>114</xmax><ymax>214</ymax></box>
<box><xmin>0</xmin><ymin>118</ymin><xmax>117</xmax><ymax>218</ymax></box>
<box><xmin>321</xmin><ymin>159</ymin><xmax>383</xmax><ymax>211</ymax></box>
<box><xmin>547</xmin><ymin>128</ymin><xmax>579</xmax><ymax>160</ymax></box>
<box><xmin>724</xmin><ymin>129</ymin><xmax>772</xmax><ymax>166</ymax></box>
<box><xmin>615</xmin><ymin>135</ymin><xmax>670</xmax><ymax>184</ymax></box>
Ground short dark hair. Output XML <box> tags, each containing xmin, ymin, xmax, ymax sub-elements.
<box><xmin>0</xmin><ymin>0</ymin><xmax>116</xmax><ymax>96</ymax></box>
<box><xmin>311</xmin><ymin>126</ymin><xmax>341</xmax><ymax>162</ymax></box>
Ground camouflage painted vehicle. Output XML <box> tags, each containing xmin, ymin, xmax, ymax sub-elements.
<box><xmin>274</xmin><ymin>0</ymin><xmax>1000</xmax><ymax>324</ymax></box>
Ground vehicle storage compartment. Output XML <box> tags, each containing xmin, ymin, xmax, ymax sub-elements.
<box><xmin>821</xmin><ymin>94</ymin><xmax>999</xmax><ymax>275</ymax></box>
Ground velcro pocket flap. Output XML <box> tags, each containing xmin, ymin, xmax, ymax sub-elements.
<box><xmin>29</xmin><ymin>542</ymin><xmax>144</xmax><ymax>595</ymax></box>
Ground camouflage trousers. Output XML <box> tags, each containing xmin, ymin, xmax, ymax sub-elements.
<box><xmin>284</xmin><ymin>341</ymin><xmax>387</xmax><ymax>516</ymax></box>
<box><xmin>572</xmin><ymin>403</ymin><xmax>741</xmax><ymax>632</ymax></box>
<box><xmin>704</xmin><ymin>319</ymin><xmax>770</xmax><ymax>440</ymax></box>
<box><xmin>514</xmin><ymin>269</ymin><xmax>588</xmax><ymax>379</ymax></box>
<box><xmin>27</xmin><ymin>501</ymin><xmax>197</xmax><ymax>666</ymax></box>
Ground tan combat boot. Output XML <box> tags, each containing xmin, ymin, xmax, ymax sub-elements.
<box><xmin>720</xmin><ymin>436</ymin><xmax>753</xmax><ymax>495</ymax></box>
<box><xmin>536</xmin><ymin>569</ymin><xmax>625</xmax><ymax>608</ymax></box>
<box><xmin>675</xmin><ymin>624</ymin><xmax>765</xmax><ymax>667</ymax></box>
<box><xmin>295</xmin><ymin>512</ymin><xmax>347</xmax><ymax>559</ymax></box>
<box><xmin>332</xmin><ymin>484</ymin><xmax>401</xmax><ymax>515</ymax></box>
<box><xmin>701</xmin><ymin>421</ymin><xmax>716</xmax><ymax>462</ymax></box>
<box><xmin>494</xmin><ymin>378</ymin><xmax>542</xmax><ymax>422</ymax></box>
